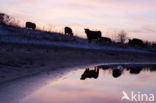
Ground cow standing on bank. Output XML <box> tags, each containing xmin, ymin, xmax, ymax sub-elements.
<box><xmin>152</xmin><ymin>43</ymin><xmax>156</xmax><ymax>48</ymax></box>
<box><xmin>129</xmin><ymin>38</ymin><xmax>144</xmax><ymax>47</ymax></box>
<box><xmin>64</xmin><ymin>27</ymin><xmax>73</xmax><ymax>36</ymax></box>
<box><xmin>85</xmin><ymin>29</ymin><xmax>101</xmax><ymax>43</ymax></box>
<box><xmin>25</xmin><ymin>22</ymin><xmax>36</xmax><ymax>30</ymax></box>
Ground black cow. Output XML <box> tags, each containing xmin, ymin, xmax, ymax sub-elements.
<box><xmin>26</xmin><ymin>22</ymin><xmax>36</xmax><ymax>30</ymax></box>
<box><xmin>64</xmin><ymin>27</ymin><xmax>73</xmax><ymax>36</ymax></box>
<box><xmin>152</xmin><ymin>43</ymin><xmax>156</xmax><ymax>48</ymax></box>
<box><xmin>99</xmin><ymin>37</ymin><xmax>112</xmax><ymax>44</ymax></box>
<box><xmin>0</xmin><ymin>13</ymin><xmax>5</xmax><ymax>25</ymax></box>
<box><xmin>85</xmin><ymin>29</ymin><xmax>101</xmax><ymax>43</ymax></box>
<box><xmin>0</xmin><ymin>13</ymin><xmax>9</xmax><ymax>25</ymax></box>
<box><xmin>112</xmin><ymin>66</ymin><xmax>123</xmax><ymax>78</ymax></box>
<box><xmin>129</xmin><ymin>38</ymin><xmax>143</xmax><ymax>47</ymax></box>
<box><xmin>129</xmin><ymin>67</ymin><xmax>142</xmax><ymax>74</ymax></box>
<box><xmin>80</xmin><ymin>67</ymin><xmax>99</xmax><ymax>80</ymax></box>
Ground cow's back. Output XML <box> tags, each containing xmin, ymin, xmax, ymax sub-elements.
<box><xmin>65</xmin><ymin>27</ymin><xmax>71</xmax><ymax>32</ymax></box>
<box><xmin>85</xmin><ymin>29</ymin><xmax>101</xmax><ymax>39</ymax></box>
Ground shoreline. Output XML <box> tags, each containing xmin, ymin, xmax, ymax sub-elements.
<box><xmin>0</xmin><ymin>43</ymin><xmax>156</xmax><ymax>84</ymax></box>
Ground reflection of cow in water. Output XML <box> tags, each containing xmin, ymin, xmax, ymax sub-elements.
<box><xmin>112</xmin><ymin>66</ymin><xmax>123</xmax><ymax>78</ymax></box>
<box><xmin>65</xmin><ymin>27</ymin><xmax>73</xmax><ymax>36</ymax></box>
<box><xmin>81</xmin><ymin>67</ymin><xmax>99</xmax><ymax>80</ymax></box>
<box><xmin>129</xmin><ymin>67</ymin><xmax>142</xmax><ymax>74</ymax></box>
<box><xmin>26</xmin><ymin>22</ymin><xmax>36</xmax><ymax>30</ymax></box>
<box><xmin>85</xmin><ymin>29</ymin><xmax>101</xmax><ymax>43</ymax></box>
<box><xmin>129</xmin><ymin>38</ymin><xmax>143</xmax><ymax>47</ymax></box>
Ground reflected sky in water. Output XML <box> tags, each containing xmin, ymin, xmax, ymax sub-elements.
<box><xmin>21</xmin><ymin>64</ymin><xmax>156</xmax><ymax>103</ymax></box>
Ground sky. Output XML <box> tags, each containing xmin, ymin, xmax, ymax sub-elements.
<box><xmin>0</xmin><ymin>0</ymin><xmax>156</xmax><ymax>41</ymax></box>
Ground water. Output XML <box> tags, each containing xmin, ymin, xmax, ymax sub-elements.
<box><xmin>21</xmin><ymin>64</ymin><xmax>156</xmax><ymax>103</ymax></box>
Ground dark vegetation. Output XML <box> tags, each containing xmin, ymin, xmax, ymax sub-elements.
<box><xmin>0</xmin><ymin>12</ymin><xmax>156</xmax><ymax>52</ymax></box>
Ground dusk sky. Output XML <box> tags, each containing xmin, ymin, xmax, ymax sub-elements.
<box><xmin>0</xmin><ymin>0</ymin><xmax>156</xmax><ymax>41</ymax></box>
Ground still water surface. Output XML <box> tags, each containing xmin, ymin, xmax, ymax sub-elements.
<box><xmin>21</xmin><ymin>64</ymin><xmax>156</xmax><ymax>103</ymax></box>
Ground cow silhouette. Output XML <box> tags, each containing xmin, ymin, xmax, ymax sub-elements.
<box><xmin>99</xmin><ymin>37</ymin><xmax>112</xmax><ymax>44</ymax></box>
<box><xmin>129</xmin><ymin>38</ymin><xmax>143</xmax><ymax>47</ymax></box>
<box><xmin>85</xmin><ymin>29</ymin><xmax>101</xmax><ymax>43</ymax></box>
<box><xmin>112</xmin><ymin>66</ymin><xmax>123</xmax><ymax>78</ymax></box>
<box><xmin>0</xmin><ymin>13</ymin><xmax>9</xmax><ymax>25</ymax></box>
<box><xmin>64</xmin><ymin>27</ymin><xmax>73</xmax><ymax>36</ymax></box>
<box><xmin>81</xmin><ymin>67</ymin><xmax>99</xmax><ymax>80</ymax></box>
<box><xmin>26</xmin><ymin>22</ymin><xmax>36</xmax><ymax>30</ymax></box>
<box><xmin>152</xmin><ymin>43</ymin><xmax>156</xmax><ymax>48</ymax></box>
<box><xmin>0</xmin><ymin>13</ymin><xmax>5</xmax><ymax>25</ymax></box>
<box><xmin>129</xmin><ymin>67</ymin><xmax>142</xmax><ymax>74</ymax></box>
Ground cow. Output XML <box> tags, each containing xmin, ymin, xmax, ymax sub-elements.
<box><xmin>0</xmin><ymin>13</ymin><xmax>5</xmax><ymax>25</ymax></box>
<box><xmin>85</xmin><ymin>29</ymin><xmax>101</xmax><ymax>43</ymax></box>
<box><xmin>0</xmin><ymin>13</ymin><xmax>9</xmax><ymax>25</ymax></box>
<box><xmin>80</xmin><ymin>67</ymin><xmax>99</xmax><ymax>80</ymax></box>
<box><xmin>112</xmin><ymin>66</ymin><xmax>123</xmax><ymax>78</ymax></box>
<box><xmin>129</xmin><ymin>67</ymin><xmax>142</xmax><ymax>74</ymax></box>
<box><xmin>64</xmin><ymin>27</ymin><xmax>73</xmax><ymax>36</ymax></box>
<box><xmin>152</xmin><ymin>43</ymin><xmax>156</xmax><ymax>48</ymax></box>
<box><xmin>98</xmin><ymin>37</ymin><xmax>112</xmax><ymax>44</ymax></box>
<box><xmin>129</xmin><ymin>38</ymin><xmax>143</xmax><ymax>47</ymax></box>
<box><xmin>25</xmin><ymin>22</ymin><xmax>36</xmax><ymax>30</ymax></box>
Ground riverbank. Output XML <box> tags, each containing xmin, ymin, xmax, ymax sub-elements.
<box><xmin>0</xmin><ymin>43</ymin><xmax>156</xmax><ymax>84</ymax></box>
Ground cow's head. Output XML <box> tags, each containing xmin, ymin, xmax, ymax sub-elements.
<box><xmin>84</xmin><ymin>29</ymin><xmax>90</xmax><ymax>33</ymax></box>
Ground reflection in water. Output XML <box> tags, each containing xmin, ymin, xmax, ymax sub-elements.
<box><xmin>129</xmin><ymin>67</ymin><xmax>142</xmax><ymax>74</ymax></box>
<box><xmin>21</xmin><ymin>64</ymin><xmax>156</xmax><ymax>103</ymax></box>
<box><xmin>81</xmin><ymin>67</ymin><xmax>99</xmax><ymax>80</ymax></box>
<box><xmin>96</xmin><ymin>64</ymin><xmax>156</xmax><ymax>78</ymax></box>
<box><xmin>112</xmin><ymin>66</ymin><xmax>123</xmax><ymax>78</ymax></box>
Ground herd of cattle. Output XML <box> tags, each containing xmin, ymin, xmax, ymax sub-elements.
<box><xmin>0</xmin><ymin>18</ymin><xmax>155</xmax><ymax>48</ymax></box>
<box><xmin>25</xmin><ymin>22</ymin><xmax>156</xmax><ymax>48</ymax></box>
